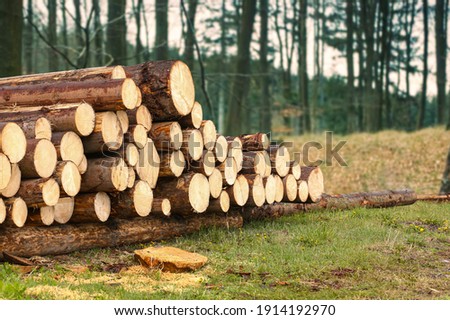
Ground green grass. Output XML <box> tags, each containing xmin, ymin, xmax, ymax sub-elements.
<box><xmin>1</xmin><ymin>202</ymin><xmax>449</xmax><ymax>300</ymax></box>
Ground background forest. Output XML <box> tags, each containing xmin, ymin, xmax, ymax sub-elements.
<box><xmin>0</xmin><ymin>0</ymin><xmax>449</xmax><ymax>136</ymax></box>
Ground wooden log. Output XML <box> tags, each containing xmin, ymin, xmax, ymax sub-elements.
<box><xmin>417</xmin><ymin>194</ymin><xmax>450</xmax><ymax>202</ymax></box>
<box><xmin>53</xmin><ymin>161</ymin><xmax>81</xmax><ymax>197</ymax></box>
<box><xmin>127</xmin><ymin>167</ymin><xmax>136</xmax><ymax>188</ymax></box>
<box><xmin>264</xmin><ymin>175</ymin><xmax>277</xmax><ymax>204</ymax></box>
<box><xmin>274</xmin><ymin>174</ymin><xmax>284</xmax><ymax>203</ymax></box>
<box><xmin>217</xmin><ymin>157</ymin><xmax>238</xmax><ymax>186</ymax></box>
<box><xmin>0</xmin><ymin>163</ymin><xmax>20</xmax><ymax>197</ymax></box>
<box><xmin>135</xmin><ymin>138</ymin><xmax>160</xmax><ymax>189</ymax></box>
<box><xmin>282</xmin><ymin>174</ymin><xmax>298</xmax><ymax>202</ymax></box>
<box><xmin>53</xmin><ymin>197</ymin><xmax>74</xmax><ymax>224</ymax></box>
<box><xmin>0</xmin><ymin>198</ymin><xmax>5</xmax><ymax>224</ymax></box>
<box><xmin>154</xmin><ymin>173</ymin><xmax>210</xmax><ymax>214</ymax></box>
<box><xmin>244</xmin><ymin>174</ymin><xmax>266</xmax><ymax>207</ymax></box>
<box><xmin>52</xmin><ymin>131</ymin><xmax>84</xmax><ymax>166</ymax></box>
<box><xmin>158</xmin><ymin>150</ymin><xmax>185</xmax><ymax>178</ymax></box>
<box><xmin>207</xmin><ymin>191</ymin><xmax>230</xmax><ymax>213</ymax></box>
<box><xmin>110</xmin><ymin>180</ymin><xmax>153</xmax><ymax>217</ymax></box>
<box><xmin>71</xmin><ymin>192</ymin><xmax>111</xmax><ymax>223</ymax></box>
<box><xmin>228</xmin><ymin>143</ymin><xmax>243</xmax><ymax>172</ymax></box>
<box><xmin>239</xmin><ymin>133</ymin><xmax>270</xmax><ymax>151</ymax></box>
<box><xmin>0</xmin><ymin>122</ymin><xmax>27</xmax><ymax>163</ymax></box>
<box><xmin>151</xmin><ymin>198</ymin><xmax>171</xmax><ymax>216</ymax></box>
<box><xmin>0</xmin><ymin>79</ymin><xmax>140</xmax><ymax>111</ymax></box>
<box><xmin>178</xmin><ymin>101</ymin><xmax>203</xmax><ymax>129</ymax></box>
<box><xmin>27</xmin><ymin>206</ymin><xmax>55</xmax><ymax>226</ymax></box>
<box><xmin>240</xmin><ymin>151</ymin><xmax>267</xmax><ymax>176</ymax></box>
<box><xmin>269</xmin><ymin>145</ymin><xmax>290</xmax><ymax>177</ymax></box>
<box><xmin>227</xmin><ymin>175</ymin><xmax>249</xmax><ymax>206</ymax></box>
<box><xmin>0</xmin><ymin>118</ymin><xmax>52</xmax><ymax>140</ymax></box>
<box><xmin>124</xmin><ymin>60</ymin><xmax>195</xmax><ymax>120</ymax></box>
<box><xmin>0</xmin><ymin>212</ymin><xmax>243</xmax><ymax>259</ymax></box>
<box><xmin>0</xmin><ymin>65</ymin><xmax>126</xmax><ymax>86</ymax></box>
<box><xmin>116</xmin><ymin>110</ymin><xmax>129</xmax><ymax>134</ymax></box>
<box><xmin>188</xmin><ymin>150</ymin><xmax>216</xmax><ymax>176</ymax></box>
<box><xmin>199</xmin><ymin>120</ymin><xmax>217</xmax><ymax>151</ymax></box>
<box><xmin>123</xmin><ymin>124</ymin><xmax>147</xmax><ymax>149</ymax></box>
<box><xmin>298</xmin><ymin>180</ymin><xmax>309</xmax><ymax>202</ymax></box>
<box><xmin>289</xmin><ymin>160</ymin><xmax>301</xmax><ymax>180</ymax></box>
<box><xmin>77</xmin><ymin>155</ymin><xmax>88</xmax><ymax>174</ymax></box>
<box><xmin>208</xmin><ymin>168</ymin><xmax>223</xmax><ymax>199</ymax></box>
<box><xmin>149</xmin><ymin>122</ymin><xmax>182</xmax><ymax>151</ymax></box>
<box><xmin>19</xmin><ymin>139</ymin><xmax>57</xmax><ymax>179</ymax></box>
<box><xmin>262</xmin><ymin>150</ymin><xmax>272</xmax><ymax>178</ymax></box>
<box><xmin>0</xmin><ymin>153</ymin><xmax>11</xmax><ymax>190</ymax></box>
<box><xmin>16</xmin><ymin>178</ymin><xmax>60</xmax><ymax>206</ymax></box>
<box><xmin>80</xmin><ymin>157</ymin><xmax>129</xmax><ymax>192</ymax></box>
<box><xmin>124</xmin><ymin>143</ymin><xmax>140</xmax><ymax>167</ymax></box>
<box><xmin>126</xmin><ymin>105</ymin><xmax>152</xmax><ymax>131</ymax></box>
<box><xmin>214</xmin><ymin>135</ymin><xmax>228</xmax><ymax>163</ymax></box>
<box><xmin>4</xmin><ymin>198</ymin><xmax>28</xmax><ymax>227</ymax></box>
<box><xmin>0</xmin><ymin>103</ymin><xmax>96</xmax><ymax>137</ymax></box>
<box><xmin>300</xmin><ymin>166</ymin><xmax>324</xmax><ymax>203</ymax></box>
<box><xmin>181</xmin><ymin>129</ymin><xmax>204</xmax><ymax>161</ymax></box>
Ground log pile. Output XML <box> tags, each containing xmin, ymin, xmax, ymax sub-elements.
<box><xmin>0</xmin><ymin>60</ymin><xmax>327</xmax><ymax>257</ymax></box>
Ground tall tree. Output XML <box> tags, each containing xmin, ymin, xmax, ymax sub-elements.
<box><xmin>0</xmin><ymin>0</ymin><xmax>22</xmax><ymax>76</ymax></box>
<box><xmin>217</xmin><ymin>0</ymin><xmax>228</xmax><ymax>132</ymax></box>
<box><xmin>298</xmin><ymin>0</ymin><xmax>310</xmax><ymax>132</ymax></box>
<box><xmin>93</xmin><ymin>0</ymin><xmax>104</xmax><ymax>66</ymax></box>
<box><xmin>435</xmin><ymin>0</ymin><xmax>447</xmax><ymax>125</ymax></box>
<box><xmin>48</xmin><ymin>0</ymin><xmax>58</xmax><ymax>71</ymax></box>
<box><xmin>417</xmin><ymin>0</ymin><xmax>428</xmax><ymax>129</ymax></box>
<box><xmin>61</xmin><ymin>0</ymin><xmax>69</xmax><ymax>69</ymax></box>
<box><xmin>73</xmin><ymin>0</ymin><xmax>83</xmax><ymax>66</ymax></box>
<box><xmin>132</xmin><ymin>0</ymin><xmax>143</xmax><ymax>63</ymax></box>
<box><xmin>24</xmin><ymin>0</ymin><xmax>34</xmax><ymax>74</ymax></box>
<box><xmin>184</xmin><ymin>0</ymin><xmax>198</xmax><ymax>68</ymax></box>
<box><xmin>155</xmin><ymin>0</ymin><xmax>169</xmax><ymax>60</ymax></box>
<box><xmin>259</xmin><ymin>0</ymin><xmax>271</xmax><ymax>133</ymax></box>
<box><xmin>224</xmin><ymin>0</ymin><xmax>257</xmax><ymax>135</ymax></box>
<box><xmin>346</xmin><ymin>0</ymin><xmax>356</xmax><ymax>133</ymax></box>
<box><xmin>106</xmin><ymin>0</ymin><xmax>127</xmax><ymax>65</ymax></box>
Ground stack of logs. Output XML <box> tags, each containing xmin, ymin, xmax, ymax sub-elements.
<box><xmin>0</xmin><ymin>60</ymin><xmax>324</xmax><ymax>257</ymax></box>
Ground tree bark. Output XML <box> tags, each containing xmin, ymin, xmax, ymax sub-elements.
<box><xmin>80</xmin><ymin>158</ymin><xmax>129</xmax><ymax>193</ymax></box>
<box><xmin>259</xmin><ymin>0</ymin><xmax>271</xmax><ymax>133</ymax></box>
<box><xmin>346</xmin><ymin>0</ymin><xmax>357</xmax><ymax>133</ymax></box>
<box><xmin>436</xmin><ymin>0</ymin><xmax>447</xmax><ymax>125</ymax></box>
<box><xmin>417</xmin><ymin>0</ymin><xmax>428</xmax><ymax>129</ymax></box>
<box><xmin>298</xmin><ymin>0</ymin><xmax>310</xmax><ymax>132</ymax></box>
<box><xmin>155</xmin><ymin>0</ymin><xmax>169</xmax><ymax>60</ymax></box>
<box><xmin>106</xmin><ymin>0</ymin><xmax>127</xmax><ymax>65</ymax></box>
<box><xmin>0</xmin><ymin>0</ymin><xmax>23</xmax><ymax>77</ymax></box>
<box><xmin>184</xmin><ymin>0</ymin><xmax>198</xmax><ymax>68</ymax></box>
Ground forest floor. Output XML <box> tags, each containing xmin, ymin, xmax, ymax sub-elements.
<box><xmin>0</xmin><ymin>127</ymin><xmax>449</xmax><ymax>300</ymax></box>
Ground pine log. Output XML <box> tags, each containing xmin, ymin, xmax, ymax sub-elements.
<box><xmin>80</xmin><ymin>157</ymin><xmax>129</xmax><ymax>192</ymax></box>
<box><xmin>228</xmin><ymin>142</ymin><xmax>243</xmax><ymax>172</ymax></box>
<box><xmin>242</xmin><ymin>174</ymin><xmax>265</xmax><ymax>207</ymax></box>
<box><xmin>71</xmin><ymin>192</ymin><xmax>111</xmax><ymax>223</ymax></box>
<box><xmin>188</xmin><ymin>150</ymin><xmax>216</xmax><ymax>176</ymax></box>
<box><xmin>226</xmin><ymin>175</ymin><xmax>249</xmax><ymax>207</ymax></box>
<box><xmin>16</xmin><ymin>177</ymin><xmax>60</xmax><ymax>206</ymax></box>
<box><xmin>282</xmin><ymin>174</ymin><xmax>298</xmax><ymax>202</ymax></box>
<box><xmin>135</xmin><ymin>138</ymin><xmax>160</xmax><ymax>188</ymax></box>
<box><xmin>417</xmin><ymin>194</ymin><xmax>450</xmax><ymax>202</ymax></box>
<box><xmin>110</xmin><ymin>180</ymin><xmax>153</xmax><ymax>217</ymax></box>
<box><xmin>0</xmin><ymin>153</ymin><xmax>11</xmax><ymax>190</ymax></box>
<box><xmin>181</xmin><ymin>129</ymin><xmax>204</xmax><ymax>161</ymax></box>
<box><xmin>3</xmin><ymin>198</ymin><xmax>28</xmax><ymax>228</ymax></box>
<box><xmin>149</xmin><ymin>122</ymin><xmax>182</xmax><ymax>151</ymax></box>
<box><xmin>124</xmin><ymin>143</ymin><xmax>139</xmax><ymax>167</ymax></box>
<box><xmin>52</xmin><ymin>131</ymin><xmax>84</xmax><ymax>166</ymax></box>
<box><xmin>300</xmin><ymin>166</ymin><xmax>324</xmax><ymax>203</ymax></box>
<box><xmin>264</xmin><ymin>175</ymin><xmax>277</xmax><ymax>204</ymax></box>
<box><xmin>269</xmin><ymin>145</ymin><xmax>290</xmax><ymax>177</ymax></box>
<box><xmin>77</xmin><ymin>155</ymin><xmax>88</xmax><ymax>174</ymax></box>
<box><xmin>0</xmin><ymin>212</ymin><xmax>243</xmax><ymax>258</ymax></box>
<box><xmin>126</xmin><ymin>105</ymin><xmax>152</xmax><ymax>131</ymax></box>
<box><xmin>123</xmin><ymin>124</ymin><xmax>148</xmax><ymax>149</ymax></box>
<box><xmin>116</xmin><ymin>110</ymin><xmax>129</xmax><ymax>134</ymax></box>
<box><xmin>240</xmin><ymin>151</ymin><xmax>267</xmax><ymax>176</ymax></box>
<box><xmin>199</xmin><ymin>120</ymin><xmax>217</xmax><ymax>151</ymax></box>
<box><xmin>262</xmin><ymin>150</ymin><xmax>272</xmax><ymax>178</ymax></box>
<box><xmin>0</xmin><ymin>79</ymin><xmax>140</xmax><ymax>111</ymax></box>
<box><xmin>298</xmin><ymin>180</ymin><xmax>309</xmax><ymax>202</ymax></box>
<box><xmin>127</xmin><ymin>167</ymin><xmax>136</xmax><ymax>188</ymax></box>
<box><xmin>239</xmin><ymin>133</ymin><xmax>270</xmax><ymax>151</ymax></box>
<box><xmin>27</xmin><ymin>206</ymin><xmax>55</xmax><ymax>227</ymax></box>
<box><xmin>214</xmin><ymin>135</ymin><xmax>228</xmax><ymax>163</ymax></box>
<box><xmin>53</xmin><ymin>197</ymin><xmax>74</xmax><ymax>224</ymax></box>
<box><xmin>0</xmin><ymin>65</ymin><xmax>126</xmax><ymax>87</ymax></box>
<box><xmin>154</xmin><ymin>173</ymin><xmax>210</xmax><ymax>214</ymax></box>
<box><xmin>207</xmin><ymin>191</ymin><xmax>230</xmax><ymax>213</ymax></box>
<box><xmin>217</xmin><ymin>157</ymin><xmax>238</xmax><ymax>186</ymax></box>
<box><xmin>274</xmin><ymin>175</ymin><xmax>284</xmax><ymax>203</ymax></box>
<box><xmin>19</xmin><ymin>139</ymin><xmax>57</xmax><ymax>178</ymax></box>
<box><xmin>53</xmin><ymin>161</ymin><xmax>81</xmax><ymax>197</ymax></box>
<box><xmin>158</xmin><ymin>150</ymin><xmax>185</xmax><ymax>178</ymax></box>
<box><xmin>208</xmin><ymin>168</ymin><xmax>223</xmax><ymax>199</ymax></box>
<box><xmin>124</xmin><ymin>61</ymin><xmax>195</xmax><ymax>120</ymax></box>
<box><xmin>0</xmin><ymin>118</ymin><xmax>52</xmax><ymax>140</ymax></box>
<box><xmin>0</xmin><ymin>198</ymin><xmax>5</xmax><ymax>224</ymax></box>
<box><xmin>178</xmin><ymin>101</ymin><xmax>203</xmax><ymax>129</ymax></box>
<box><xmin>289</xmin><ymin>160</ymin><xmax>302</xmax><ymax>180</ymax></box>
<box><xmin>0</xmin><ymin>163</ymin><xmax>20</xmax><ymax>197</ymax></box>
<box><xmin>151</xmin><ymin>198</ymin><xmax>171</xmax><ymax>216</ymax></box>
<box><xmin>0</xmin><ymin>122</ymin><xmax>27</xmax><ymax>163</ymax></box>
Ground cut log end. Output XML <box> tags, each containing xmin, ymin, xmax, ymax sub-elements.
<box><xmin>111</xmin><ymin>158</ymin><xmax>129</xmax><ymax>191</ymax></box>
<box><xmin>60</xmin><ymin>131</ymin><xmax>84</xmax><ymax>166</ymax></box>
<box><xmin>298</xmin><ymin>180</ymin><xmax>309</xmax><ymax>202</ymax></box>
<box><xmin>125</xmin><ymin>143</ymin><xmax>140</xmax><ymax>167</ymax></box>
<box><xmin>170</xmin><ymin>122</ymin><xmax>183</xmax><ymax>151</ymax></box>
<box><xmin>77</xmin><ymin>155</ymin><xmax>88</xmax><ymax>174</ymax></box>
<box><xmin>127</xmin><ymin>167</ymin><xmax>136</xmax><ymax>188</ymax></box>
<box><xmin>54</xmin><ymin>197</ymin><xmax>74</xmax><ymax>224</ymax></box>
<box><xmin>133</xmin><ymin>180</ymin><xmax>153</xmax><ymax>217</ymax></box>
<box><xmin>306</xmin><ymin>167</ymin><xmax>324</xmax><ymax>202</ymax></box>
<box><xmin>231</xmin><ymin>175</ymin><xmax>250</xmax><ymax>206</ymax></box>
<box><xmin>264</xmin><ymin>175</ymin><xmax>277</xmax><ymax>204</ymax></box>
<box><xmin>290</xmin><ymin>161</ymin><xmax>301</xmax><ymax>180</ymax></box>
<box><xmin>101</xmin><ymin>111</ymin><xmax>123</xmax><ymax>150</ymax></box>
<box><xmin>11</xmin><ymin>198</ymin><xmax>28</xmax><ymax>228</ymax></box>
<box><xmin>208</xmin><ymin>168</ymin><xmax>223</xmax><ymax>199</ymax></box>
<box><xmin>131</xmin><ymin>124</ymin><xmax>148</xmax><ymax>149</ymax></box>
<box><xmin>188</xmin><ymin>101</ymin><xmax>203</xmax><ymax>129</ymax></box>
<box><xmin>1</xmin><ymin>122</ymin><xmax>27</xmax><ymax>163</ymax></box>
<box><xmin>75</xmin><ymin>103</ymin><xmax>96</xmax><ymax>136</ymax></box>
<box><xmin>116</xmin><ymin>110</ymin><xmax>130</xmax><ymax>134</ymax></box>
<box><xmin>135</xmin><ymin>105</ymin><xmax>152</xmax><ymax>130</ymax></box>
<box><xmin>274</xmin><ymin>175</ymin><xmax>284</xmax><ymax>203</ymax></box>
<box><xmin>170</xmin><ymin>61</ymin><xmax>196</xmax><ymax>116</ymax></box>
<box><xmin>170</xmin><ymin>150</ymin><xmax>185</xmax><ymax>177</ymax></box>
<box><xmin>188</xmin><ymin>129</ymin><xmax>204</xmax><ymax>161</ymax></box>
<box><xmin>220</xmin><ymin>157</ymin><xmax>238</xmax><ymax>186</ymax></box>
<box><xmin>283</xmin><ymin>174</ymin><xmax>298</xmax><ymax>202</ymax></box>
<box><xmin>201</xmin><ymin>120</ymin><xmax>217</xmax><ymax>151</ymax></box>
<box><xmin>39</xmin><ymin>206</ymin><xmax>55</xmax><ymax>226</ymax></box>
<box><xmin>35</xmin><ymin>118</ymin><xmax>52</xmax><ymax>140</ymax></box>
<box><xmin>188</xmin><ymin>173</ymin><xmax>210</xmax><ymax>213</ymax></box>
<box><xmin>111</xmin><ymin>65</ymin><xmax>127</xmax><ymax>79</ymax></box>
<box><xmin>152</xmin><ymin>198</ymin><xmax>171</xmax><ymax>216</ymax></box>
<box><xmin>121</xmin><ymin>78</ymin><xmax>140</xmax><ymax>110</ymax></box>
<box><xmin>214</xmin><ymin>135</ymin><xmax>228</xmax><ymax>163</ymax></box>
<box><xmin>59</xmin><ymin>161</ymin><xmax>81</xmax><ymax>197</ymax></box>
<box><xmin>42</xmin><ymin>178</ymin><xmax>61</xmax><ymax>206</ymax></box>
<box><xmin>274</xmin><ymin>145</ymin><xmax>291</xmax><ymax>177</ymax></box>
<box><xmin>34</xmin><ymin>139</ymin><xmax>57</xmax><ymax>178</ymax></box>
<box><xmin>0</xmin><ymin>153</ymin><xmax>12</xmax><ymax>190</ymax></box>
<box><xmin>250</xmin><ymin>175</ymin><xmax>266</xmax><ymax>207</ymax></box>
<box><xmin>0</xmin><ymin>198</ymin><xmax>5</xmax><ymax>224</ymax></box>
<box><xmin>228</xmin><ymin>146</ymin><xmax>243</xmax><ymax>172</ymax></box>
<box><xmin>94</xmin><ymin>192</ymin><xmax>111</xmax><ymax>222</ymax></box>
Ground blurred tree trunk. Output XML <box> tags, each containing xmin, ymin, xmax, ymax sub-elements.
<box><xmin>73</xmin><ymin>0</ymin><xmax>83</xmax><ymax>66</ymax></box>
<box><xmin>155</xmin><ymin>0</ymin><xmax>169</xmax><ymax>60</ymax></box>
<box><xmin>346</xmin><ymin>0</ymin><xmax>356</xmax><ymax>133</ymax></box>
<box><xmin>218</xmin><ymin>0</ymin><xmax>227</xmax><ymax>133</ymax></box>
<box><xmin>61</xmin><ymin>0</ymin><xmax>69</xmax><ymax>69</ymax></box>
<box><xmin>435</xmin><ymin>0</ymin><xmax>447</xmax><ymax>125</ymax></box>
<box><xmin>356</xmin><ymin>1</ymin><xmax>364</xmax><ymax>131</ymax></box>
<box><xmin>384</xmin><ymin>1</ymin><xmax>394</xmax><ymax>128</ymax></box>
<box><xmin>225</xmin><ymin>0</ymin><xmax>257</xmax><ymax>135</ymax></box>
<box><xmin>133</xmin><ymin>0</ymin><xmax>143</xmax><ymax>63</ymax></box>
<box><xmin>377</xmin><ymin>0</ymin><xmax>388</xmax><ymax>129</ymax></box>
<box><xmin>259</xmin><ymin>0</ymin><xmax>271</xmax><ymax>133</ymax></box>
<box><xmin>93</xmin><ymin>0</ymin><xmax>104</xmax><ymax>66</ymax></box>
<box><xmin>404</xmin><ymin>0</ymin><xmax>416</xmax><ymax>130</ymax></box>
<box><xmin>184</xmin><ymin>0</ymin><xmax>198</xmax><ymax>69</ymax></box>
<box><xmin>24</xmin><ymin>0</ymin><xmax>34</xmax><ymax>74</ymax></box>
<box><xmin>0</xmin><ymin>0</ymin><xmax>23</xmax><ymax>76</ymax></box>
<box><xmin>417</xmin><ymin>0</ymin><xmax>428</xmax><ymax>129</ymax></box>
<box><xmin>298</xmin><ymin>0</ymin><xmax>310</xmax><ymax>133</ymax></box>
<box><xmin>48</xmin><ymin>0</ymin><xmax>58</xmax><ymax>71</ymax></box>
<box><xmin>440</xmin><ymin>147</ymin><xmax>450</xmax><ymax>194</ymax></box>
<box><xmin>107</xmin><ymin>0</ymin><xmax>127</xmax><ymax>65</ymax></box>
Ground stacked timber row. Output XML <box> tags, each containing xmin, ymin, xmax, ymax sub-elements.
<box><xmin>0</xmin><ymin>61</ymin><xmax>324</xmax><ymax>258</ymax></box>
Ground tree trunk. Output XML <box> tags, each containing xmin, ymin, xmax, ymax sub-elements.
<box><xmin>106</xmin><ymin>0</ymin><xmax>127</xmax><ymax>65</ymax></box>
<box><xmin>47</xmin><ymin>0</ymin><xmax>58</xmax><ymax>71</ymax></box>
<box><xmin>133</xmin><ymin>0</ymin><xmax>144</xmax><ymax>63</ymax></box>
<box><xmin>25</xmin><ymin>0</ymin><xmax>34</xmax><ymax>74</ymax></box>
<box><xmin>80</xmin><ymin>158</ymin><xmax>129</xmax><ymax>193</ymax></box>
<box><xmin>298</xmin><ymin>0</ymin><xmax>310</xmax><ymax>132</ymax></box>
<box><xmin>417</xmin><ymin>0</ymin><xmax>428</xmax><ymax>129</ymax></box>
<box><xmin>440</xmin><ymin>147</ymin><xmax>450</xmax><ymax>194</ymax></box>
<box><xmin>0</xmin><ymin>0</ymin><xmax>23</xmax><ymax>77</ymax></box>
<box><xmin>259</xmin><ymin>0</ymin><xmax>271</xmax><ymax>133</ymax></box>
<box><xmin>346</xmin><ymin>0</ymin><xmax>356</xmax><ymax>133</ymax></box>
<box><xmin>436</xmin><ymin>0</ymin><xmax>447</xmax><ymax>125</ymax></box>
<box><xmin>93</xmin><ymin>0</ymin><xmax>104</xmax><ymax>66</ymax></box>
<box><xmin>184</xmin><ymin>0</ymin><xmax>198</xmax><ymax>69</ymax></box>
<box><xmin>155</xmin><ymin>0</ymin><xmax>169</xmax><ymax>60</ymax></box>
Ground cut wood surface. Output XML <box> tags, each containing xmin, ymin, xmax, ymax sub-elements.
<box><xmin>19</xmin><ymin>139</ymin><xmax>57</xmax><ymax>179</ymax></box>
<box><xmin>72</xmin><ymin>192</ymin><xmax>111</xmax><ymax>223</ymax></box>
<box><xmin>227</xmin><ymin>175</ymin><xmax>249</xmax><ymax>206</ymax></box>
<box><xmin>179</xmin><ymin>101</ymin><xmax>202</xmax><ymax>129</ymax></box>
<box><xmin>52</xmin><ymin>131</ymin><xmax>84</xmax><ymax>166</ymax></box>
<box><xmin>214</xmin><ymin>135</ymin><xmax>228</xmax><ymax>163</ymax></box>
<box><xmin>282</xmin><ymin>174</ymin><xmax>298</xmax><ymax>202</ymax></box>
<box><xmin>6</xmin><ymin>198</ymin><xmax>28</xmax><ymax>228</ymax></box>
<box><xmin>0</xmin><ymin>118</ymin><xmax>52</xmax><ymax>140</ymax></box>
<box><xmin>208</xmin><ymin>168</ymin><xmax>223</xmax><ymax>199</ymax></box>
<box><xmin>241</xmin><ymin>151</ymin><xmax>267</xmax><ymax>176</ymax></box>
<box><xmin>199</xmin><ymin>120</ymin><xmax>217</xmax><ymax>151</ymax></box>
<box><xmin>116</xmin><ymin>110</ymin><xmax>129</xmax><ymax>134</ymax></box>
<box><xmin>126</xmin><ymin>105</ymin><xmax>152</xmax><ymax>131</ymax></box>
<box><xmin>53</xmin><ymin>197</ymin><xmax>74</xmax><ymax>224</ymax></box>
<box><xmin>149</xmin><ymin>122</ymin><xmax>182</xmax><ymax>151</ymax></box>
<box><xmin>217</xmin><ymin>157</ymin><xmax>238</xmax><ymax>186</ymax></box>
<box><xmin>158</xmin><ymin>150</ymin><xmax>185</xmax><ymax>178</ymax></box>
<box><xmin>53</xmin><ymin>161</ymin><xmax>81</xmax><ymax>197</ymax></box>
<box><xmin>124</xmin><ymin>143</ymin><xmax>139</xmax><ymax>167</ymax></box>
<box><xmin>189</xmin><ymin>150</ymin><xmax>216</xmax><ymax>176</ymax></box>
<box><xmin>110</xmin><ymin>180</ymin><xmax>153</xmax><ymax>217</ymax></box>
<box><xmin>269</xmin><ymin>145</ymin><xmax>290</xmax><ymax>177</ymax></box>
<box><xmin>135</xmin><ymin>138</ymin><xmax>160</xmax><ymax>189</ymax></box>
<box><xmin>77</xmin><ymin>155</ymin><xmax>88</xmax><ymax>175</ymax></box>
<box><xmin>0</xmin><ymin>122</ymin><xmax>26</xmax><ymax>163</ymax></box>
<box><xmin>151</xmin><ymin>198</ymin><xmax>171</xmax><ymax>216</ymax></box>
<box><xmin>27</xmin><ymin>206</ymin><xmax>55</xmax><ymax>227</ymax></box>
<box><xmin>125</xmin><ymin>60</ymin><xmax>195</xmax><ymax>120</ymax></box>
<box><xmin>0</xmin><ymin>198</ymin><xmax>5</xmax><ymax>224</ymax></box>
<box><xmin>298</xmin><ymin>180</ymin><xmax>309</xmax><ymax>202</ymax></box>
<box><xmin>274</xmin><ymin>174</ymin><xmax>284</xmax><ymax>203</ymax></box>
<box><xmin>300</xmin><ymin>166</ymin><xmax>324</xmax><ymax>203</ymax></box>
<box><xmin>239</xmin><ymin>133</ymin><xmax>270</xmax><ymax>151</ymax></box>
<box><xmin>181</xmin><ymin>129</ymin><xmax>204</xmax><ymax>161</ymax></box>
<box><xmin>123</xmin><ymin>124</ymin><xmax>147</xmax><ymax>149</ymax></box>
<box><xmin>417</xmin><ymin>194</ymin><xmax>450</xmax><ymax>202</ymax></box>
<box><xmin>208</xmin><ymin>191</ymin><xmax>230</xmax><ymax>213</ymax></box>
<box><xmin>127</xmin><ymin>167</ymin><xmax>136</xmax><ymax>188</ymax></box>
<box><xmin>264</xmin><ymin>175</ymin><xmax>277</xmax><ymax>204</ymax></box>
<box><xmin>244</xmin><ymin>174</ymin><xmax>266</xmax><ymax>207</ymax></box>
<box><xmin>0</xmin><ymin>163</ymin><xmax>20</xmax><ymax>197</ymax></box>
<box><xmin>0</xmin><ymin>79</ymin><xmax>140</xmax><ymax>111</ymax></box>
<box><xmin>228</xmin><ymin>143</ymin><xmax>243</xmax><ymax>172</ymax></box>
<box><xmin>80</xmin><ymin>157</ymin><xmax>129</xmax><ymax>192</ymax></box>
<box><xmin>289</xmin><ymin>160</ymin><xmax>301</xmax><ymax>180</ymax></box>
<box><xmin>16</xmin><ymin>177</ymin><xmax>60</xmax><ymax>206</ymax></box>
<box><xmin>0</xmin><ymin>153</ymin><xmax>11</xmax><ymax>190</ymax></box>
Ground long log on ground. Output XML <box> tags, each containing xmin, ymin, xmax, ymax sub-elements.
<box><xmin>178</xmin><ymin>101</ymin><xmax>203</xmax><ymax>129</ymax></box>
<box><xmin>126</xmin><ymin>105</ymin><xmax>152</xmax><ymax>131</ymax></box>
<box><xmin>149</xmin><ymin>122</ymin><xmax>182</xmax><ymax>151</ymax></box>
<box><xmin>0</xmin><ymin>153</ymin><xmax>11</xmax><ymax>190</ymax></box>
<box><xmin>71</xmin><ymin>192</ymin><xmax>111</xmax><ymax>223</ymax></box>
<box><xmin>19</xmin><ymin>139</ymin><xmax>57</xmax><ymax>179</ymax></box>
<box><xmin>0</xmin><ymin>103</ymin><xmax>96</xmax><ymax>137</ymax></box>
<box><xmin>0</xmin><ymin>122</ymin><xmax>26</xmax><ymax>163</ymax></box>
<box><xmin>269</xmin><ymin>145</ymin><xmax>290</xmax><ymax>177</ymax></box>
<box><xmin>80</xmin><ymin>157</ymin><xmax>129</xmax><ymax>192</ymax></box>
<box><xmin>0</xmin><ymin>65</ymin><xmax>126</xmax><ymax>87</ymax></box>
<box><xmin>0</xmin><ymin>211</ymin><xmax>243</xmax><ymax>259</ymax></box>
<box><xmin>0</xmin><ymin>163</ymin><xmax>20</xmax><ymax>197</ymax></box>
<box><xmin>416</xmin><ymin>194</ymin><xmax>450</xmax><ymax>202</ymax></box>
<box><xmin>124</xmin><ymin>60</ymin><xmax>195</xmax><ymax>120</ymax></box>
<box><xmin>52</xmin><ymin>131</ymin><xmax>84</xmax><ymax>166</ymax></box>
<box><xmin>299</xmin><ymin>166</ymin><xmax>324</xmax><ymax>203</ymax></box>
<box><xmin>181</xmin><ymin>129</ymin><xmax>204</xmax><ymax>161</ymax></box>
<box><xmin>0</xmin><ymin>79</ymin><xmax>140</xmax><ymax>111</ymax></box>
<box><xmin>15</xmin><ymin>178</ymin><xmax>60</xmax><ymax>206</ymax></box>
<box><xmin>158</xmin><ymin>150</ymin><xmax>185</xmax><ymax>178</ymax></box>
<box><xmin>239</xmin><ymin>133</ymin><xmax>270</xmax><ymax>151</ymax></box>
<box><xmin>154</xmin><ymin>173</ymin><xmax>210</xmax><ymax>214</ymax></box>
<box><xmin>109</xmin><ymin>180</ymin><xmax>153</xmax><ymax>217</ymax></box>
